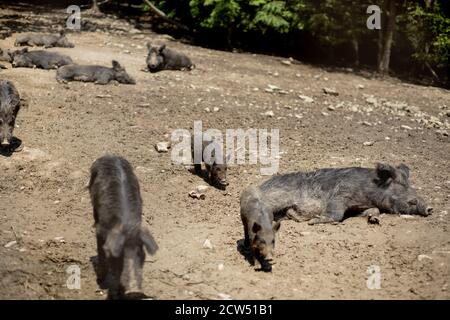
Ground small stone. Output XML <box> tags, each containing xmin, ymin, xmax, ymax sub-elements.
<box><xmin>213</xmin><ymin>107</ymin><xmax>220</xmax><ymax>112</ymax></box>
<box><xmin>196</xmin><ymin>185</ymin><xmax>209</xmax><ymax>193</ymax></box>
<box><xmin>418</xmin><ymin>254</ymin><xmax>432</xmax><ymax>262</ymax></box>
<box><xmin>203</xmin><ymin>239</ymin><xmax>213</xmax><ymax>249</ymax></box>
<box><xmin>155</xmin><ymin>142</ymin><xmax>170</xmax><ymax>153</ymax></box>
<box><xmin>4</xmin><ymin>240</ymin><xmax>17</xmax><ymax>248</ymax></box>
<box><xmin>327</xmin><ymin>105</ymin><xmax>336</xmax><ymax>111</ymax></box>
<box><xmin>263</xmin><ymin>110</ymin><xmax>274</xmax><ymax>117</ymax></box>
<box><xmin>281</xmin><ymin>59</ymin><xmax>291</xmax><ymax>66</ymax></box>
<box><xmin>204</xmin><ymin>107</ymin><xmax>211</xmax><ymax>113</ymax></box>
<box><xmin>322</xmin><ymin>87</ymin><xmax>339</xmax><ymax>96</ymax></box>
<box><xmin>217</xmin><ymin>293</ymin><xmax>232</xmax><ymax>300</ymax></box>
<box><xmin>401</xmin><ymin>125</ymin><xmax>413</xmax><ymax>130</ymax></box>
<box><xmin>363</xmin><ymin>141</ymin><xmax>374</xmax><ymax>146</ymax></box>
<box><xmin>357</xmin><ymin>84</ymin><xmax>365</xmax><ymax>89</ymax></box>
<box><xmin>189</xmin><ymin>190</ymin><xmax>206</xmax><ymax>200</ymax></box>
<box><xmin>298</xmin><ymin>95</ymin><xmax>314</xmax><ymax>103</ymax></box>
<box><xmin>400</xmin><ymin>214</ymin><xmax>415</xmax><ymax>219</ymax></box>
<box><xmin>218</xmin><ymin>263</ymin><xmax>224</xmax><ymax>271</ymax></box>
<box><xmin>321</xmin><ymin>112</ymin><xmax>329</xmax><ymax>117</ymax></box>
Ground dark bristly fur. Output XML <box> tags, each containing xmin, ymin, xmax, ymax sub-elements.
<box><xmin>0</xmin><ymin>80</ymin><xmax>21</xmax><ymax>147</ymax></box>
<box><xmin>191</xmin><ymin>133</ymin><xmax>229</xmax><ymax>189</ymax></box>
<box><xmin>14</xmin><ymin>32</ymin><xmax>74</xmax><ymax>48</ymax></box>
<box><xmin>146</xmin><ymin>43</ymin><xmax>194</xmax><ymax>73</ymax></box>
<box><xmin>57</xmin><ymin>60</ymin><xmax>135</xmax><ymax>85</ymax></box>
<box><xmin>10</xmin><ymin>48</ymin><xmax>73</xmax><ymax>69</ymax></box>
<box><xmin>89</xmin><ymin>155</ymin><xmax>158</xmax><ymax>299</ymax></box>
<box><xmin>240</xmin><ymin>163</ymin><xmax>432</xmax><ymax>271</ymax></box>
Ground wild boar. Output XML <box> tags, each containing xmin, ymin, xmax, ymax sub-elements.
<box><xmin>146</xmin><ymin>43</ymin><xmax>194</xmax><ymax>73</ymax></box>
<box><xmin>89</xmin><ymin>155</ymin><xmax>158</xmax><ymax>299</ymax></box>
<box><xmin>56</xmin><ymin>61</ymin><xmax>135</xmax><ymax>85</ymax></box>
<box><xmin>14</xmin><ymin>31</ymin><xmax>74</xmax><ymax>48</ymax></box>
<box><xmin>10</xmin><ymin>48</ymin><xmax>73</xmax><ymax>69</ymax></box>
<box><xmin>0</xmin><ymin>80</ymin><xmax>21</xmax><ymax>149</ymax></box>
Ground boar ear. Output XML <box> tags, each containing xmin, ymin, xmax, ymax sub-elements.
<box><xmin>375</xmin><ymin>163</ymin><xmax>396</xmax><ymax>183</ymax></box>
<box><xmin>252</xmin><ymin>222</ymin><xmax>262</xmax><ymax>233</ymax></box>
<box><xmin>112</xmin><ymin>60</ymin><xmax>121</xmax><ymax>70</ymax></box>
<box><xmin>272</xmin><ymin>221</ymin><xmax>281</xmax><ymax>232</ymax></box>
<box><xmin>159</xmin><ymin>44</ymin><xmax>166</xmax><ymax>53</ymax></box>
<box><xmin>103</xmin><ymin>224</ymin><xmax>125</xmax><ymax>258</ymax></box>
<box><xmin>397</xmin><ymin>164</ymin><xmax>410</xmax><ymax>179</ymax></box>
<box><xmin>140</xmin><ymin>227</ymin><xmax>158</xmax><ymax>255</ymax></box>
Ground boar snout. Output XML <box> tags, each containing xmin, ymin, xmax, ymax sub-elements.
<box><xmin>1</xmin><ymin>137</ymin><xmax>10</xmax><ymax>146</ymax></box>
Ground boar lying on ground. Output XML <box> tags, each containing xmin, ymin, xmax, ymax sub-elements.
<box><xmin>56</xmin><ymin>60</ymin><xmax>135</xmax><ymax>85</ymax></box>
<box><xmin>14</xmin><ymin>31</ymin><xmax>74</xmax><ymax>48</ymax></box>
<box><xmin>89</xmin><ymin>155</ymin><xmax>158</xmax><ymax>299</ymax></box>
<box><xmin>0</xmin><ymin>47</ymin><xmax>12</xmax><ymax>62</ymax></box>
<box><xmin>191</xmin><ymin>134</ymin><xmax>229</xmax><ymax>189</ymax></box>
<box><xmin>146</xmin><ymin>43</ymin><xmax>194</xmax><ymax>73</ymax></box>
<box><xmin>0</xmin><ymin>80</ymin><xmax>21</xmax><ymax>148</ymax></box>
<box><xmin>240</xmin><ymin>163</ymin><xmax>432</xmax><ymax>271</ymax></box>
<box><xmin>10</xmin><ymin>48</ymin><xmax>73</xmax><ymax>69</ymax></box>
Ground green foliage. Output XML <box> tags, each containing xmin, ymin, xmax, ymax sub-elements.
<box><xmin>188</xmin><ymin>0</ymin><xmax>305</xmax><ymax>33</ymax></box>
<box><xmin>402</xmin><ymin>1</ymin><xmax>450</xmax><ymax>68</ymax></box>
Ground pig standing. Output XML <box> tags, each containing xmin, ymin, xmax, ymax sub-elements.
<box><xmin>14</xmin><ymin>31</ymin><xmax>74</xmax><ymax>48</ymax></box>
<box><xmin>0</xmin><ymin>80</ymin><xmax>21</xmax><ymax>148</ymax></box>
<box><xmin>10</xmin><ymin>48</ymin><xmax>73</xmax><ymax>69</ymax></box>
<box><xmin>191</xmin><ymin>134</ymin><xmax>229</xmax><ymax>189</ymax></box>
<box><xmin>146</xmin><ymin>43</ymin><xmax>194</xmax><ymax>73</ymax></box>
<box><xmin>56</xmin><ymin>61</ymin><xmax>135</xmax><ymax>85</ymax></box>
<box><xmin>89</xmin><ymin>155</ymin><xmax>158</xmax><ymax>299</ymax></box>
<box><xmin>240</xmin><ymin>163</ymin><xmax>432</xmax><ymax>271</ymax></box>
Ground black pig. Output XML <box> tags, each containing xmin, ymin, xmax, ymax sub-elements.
<box><xmin>10</xmin><ymin>48</ymin><xmax>73</xmax><ymax>69</ymax></box>
<box><xmin>0</xmin><ymin>80</ymin><xmax>21</xmax><ymax>148</ymax></box>
<box><xmin>56</xmin><ymin>61</ymin><xmax>135</xmax><ymax>85</ymax></box>
<box><xmin>191</xmin><ymin>134</ymin><xmax>229</xmax><ymax>189</ymax></box>
<box><xmin>146</xmin><ymin>43</ymin><xmax>194</xmax><ymax>73</ymax></box>
<box><xmin>89</xmin><ymin>155</ymin><xmax>158</xmax><ymax>299</ymax></box>
<box><xmin>14</xmin><ymin>31</ymin><xmax>74</xmax><ymax>48</ymax></box>
<box><xmin>240</xmin><ymin>163</ymin><xmax>432</xmax><ymax>270</ymax></box>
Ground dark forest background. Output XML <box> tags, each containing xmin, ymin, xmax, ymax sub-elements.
<box><xmin>2</xmin><ymin>0</ymin><xmax>449</xmax><ymax>87</ymax></box>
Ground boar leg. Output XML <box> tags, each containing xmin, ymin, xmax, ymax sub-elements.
<box><xmin>241</xmin><ymin>216</ymin><xmax>250</xmax><ymax>247</ymax></box>
<box><xmin>107</xmin><ymin>255</ymin><xmax>125</xmax><ymax>300</ymax></box>
<box><xmin>95</xmin><ymin>232</ymin><xmax>108</xmax><ymax>286</ymax></box>
<box><xmin>95</xmin><ymin>74</ymin><xmax>110</xmax><ymax>85</ymax></box>
<box><xmin>308</xmin><ymin>199</ymin><xmax>345</xmax><ymax>225</ymax></box>
<box><xmin>194</xmin><ymin>163</ymin><xmax>202</xmax><ymax>174</ymax></box>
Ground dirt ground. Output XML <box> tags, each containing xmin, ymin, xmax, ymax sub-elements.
<box><xmin>0</xmin><ymin>5</ymin><xmax>449</xmax><ymax>300</ymax></box>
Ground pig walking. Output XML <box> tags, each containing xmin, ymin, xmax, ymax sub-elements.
<box><xmin>240</xmin><ymin>163</ymin><xmax>432</xmax><ymax>271</ymax></box>
<box><xmin>191</xmin><ymin>134</ymin><xmax>229</xmax><ymax>189</ymax></box>
<box><xmin>146</xmin><ymin>43</ymin><xmax>194</xmax><ymax>73</ymax></box>
<box><xmin>89</xmin><ymin>155</ymin><xmax>158</xmax><ymax>299</ymax></box>
<box><xmin>0</xmin><ymin>80</ymin><xmax>21</xmax><ymax>148</ymax></box>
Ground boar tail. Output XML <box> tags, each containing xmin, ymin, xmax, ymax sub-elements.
<box><xmin>103</xmin><ymin>224</ymin><xmax>126</xmax><ymax>258</ymax></box>
<box><xmin>140</xmin><ymin>227</ymin><xmax>158</xmax><ymax>255</ymax></box>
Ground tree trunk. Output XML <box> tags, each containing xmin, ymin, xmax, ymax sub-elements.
<box><xmin>92</xmin><ymin>0</ymin><xmax>100</xmax><ymax>12</ymax></box>
<box><xmin>377</xmin><ymin>0</ymin><xmax>397</xmax><ymax>74</ymax></box>
<box><xmin>352</xmin><ymin>38</ymin><xmax>359</xmax><ymax>68</ymax></box>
